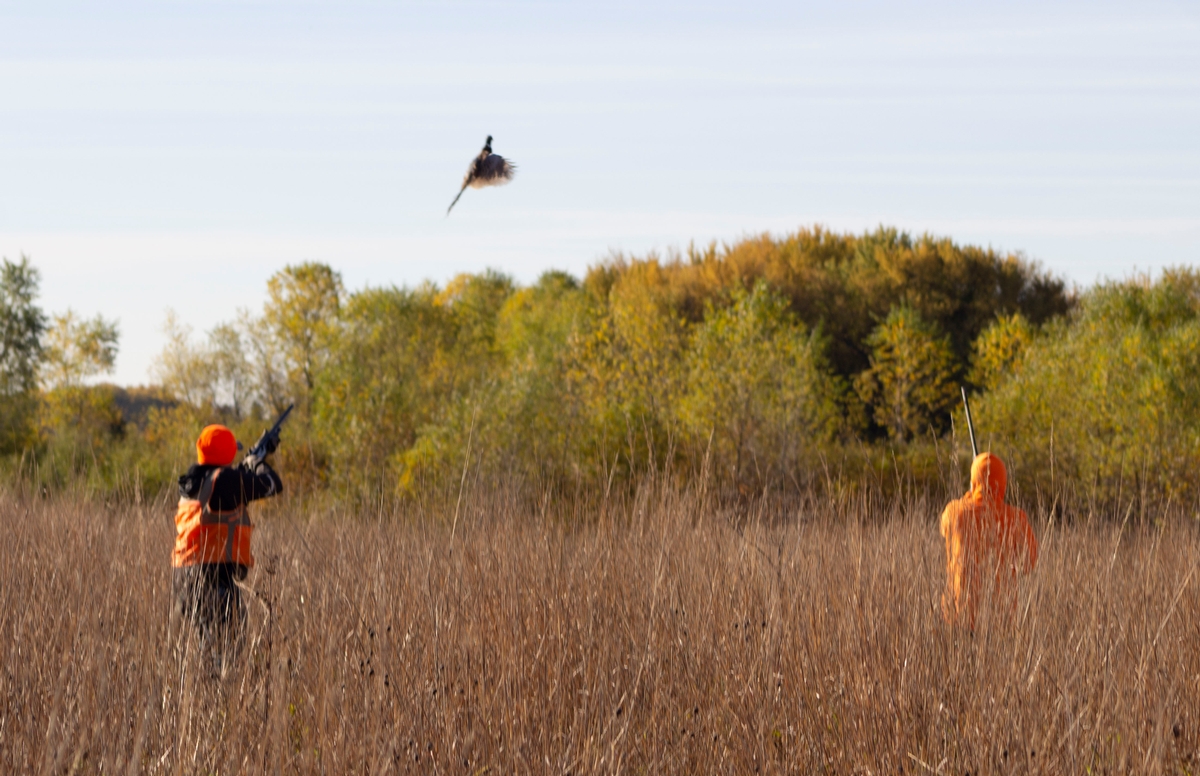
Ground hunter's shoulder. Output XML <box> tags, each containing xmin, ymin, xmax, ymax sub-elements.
<box><xmin>939</xmin><ymin>497</ymin><xmax>968</xmax><ymax>534</ymax></box>
<box><xmin>941</xmin><ymin>495</ymin><xmax>973</xmax><ymax>518</ymax></box>
<box><xmin>178</xmin><ymin>464</ymin><xmax>217</xmax><ymax>497</ymax></box>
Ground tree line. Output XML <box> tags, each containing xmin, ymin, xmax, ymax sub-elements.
<box><xmin>6</xmin><ymin>226</ymin><xmax>1197</xmax><ymax>512</ymax></box>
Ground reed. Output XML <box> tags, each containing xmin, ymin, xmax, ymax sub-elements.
<box><xmin>1</xmin><ymin>485</ymin><xmax>1197</xmax><ymax>773</ymax></box>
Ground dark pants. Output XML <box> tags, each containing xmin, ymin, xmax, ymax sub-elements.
<box><xmin>172</xmin><ymin>563</ymin><xmax>248</xmax><ymax>655</ymax></box>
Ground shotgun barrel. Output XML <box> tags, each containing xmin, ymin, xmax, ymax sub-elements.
<box><xmin>247</xmin><ymin>404</ymin><xmax>294</xmax><ymax>460</ymax></box>
<box><xmin>961</xmin><ymin>387</ymin><xmax>978</xmax><ymax>459</ymax></box>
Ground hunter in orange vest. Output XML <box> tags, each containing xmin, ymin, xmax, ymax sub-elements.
<box><xmin>172</xmin><ymin>424</ymin><xmax>282</xmax><ymax>651</ymax></box>
<box><xmin>939</xmin><ymin>452</ymin><xmax>1037</xmax><ymax>628</ymax></box>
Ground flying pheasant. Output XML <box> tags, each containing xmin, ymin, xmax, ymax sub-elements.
<box><xmin>446</xmin><ymin>135</ymin><xmax>516</xmax><ymax>215</ymax></box>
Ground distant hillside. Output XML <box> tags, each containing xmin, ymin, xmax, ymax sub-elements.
<box><xmin>107</xmin><ymin>385</ymin><xmax>177</xmax><ymax>430</ymax></box>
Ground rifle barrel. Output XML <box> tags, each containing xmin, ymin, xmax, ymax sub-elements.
<box><xmin>249</xmin><ymin>403</ymin><xmax>294</xmax><ymax>458</ymax></box>
<box><xmin>270</xmin><ymin>404</ymin><xmax>294</xmax><ymax>435</ymax></box>
<box><xmin>961</xmin><ymin>387</ymin><xmax>978</xmax><ymax>459</ymax></box>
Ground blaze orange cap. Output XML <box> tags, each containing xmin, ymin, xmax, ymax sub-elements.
<box><xmin>197</xmin><ymin>424</ymin><xmax>238</xmax><ymax>466</ymax></box>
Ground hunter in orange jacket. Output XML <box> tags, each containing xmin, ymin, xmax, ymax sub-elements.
<box><xmin>939</xmin><ymin>452</ymin><xmax>1037</xmax><ymax>627</ymax></box>
<box><xmin>172</xmin><ymin>424</ymin><xmax>282</xmax><ymax>655</ymax></box>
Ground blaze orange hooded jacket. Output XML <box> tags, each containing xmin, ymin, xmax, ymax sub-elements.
<box><xmin>939</xmin><ymin>452</ymin><xmax>1037</xmax><ymax>627</ymax></box>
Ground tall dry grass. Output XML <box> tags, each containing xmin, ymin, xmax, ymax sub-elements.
<box><xmin>1</xmin><ymin>484</ymin><xmax>1198</xmax><ymax>774</ymax></box>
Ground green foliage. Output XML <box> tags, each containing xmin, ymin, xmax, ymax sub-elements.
<box><xmin>0</xmin><ymin>256</ymin><xmax>47</xmax><ymax>454</ymax></box>
<box><xmin>0</xmin><ymin>256</ymin><xmax>46</xmax><ymax>392</ymax></box>
<box><xmin>978</xmin><ymin>268</ymin><xmax>1200</xmax><ymax>505</ymax></box>
<box><xmin>22</xmin><ymin>385</ymin><xmax>189</xmax><ymax>498</ymax></box>
<box><xmin>680</xmin><ymin>282</ymin><xmax>842</xmax><ymax>484</ymax></box>
<box><xmin>855</xmin><ymin>306</ymin><xmax>960</xmax><ymax>442</ymax></box>
<box><xmin>39</xmin><ymin>385</ymin><xmax>125</xmax><ymax>462</ymax></box>
<box><xmin>314</xmin><ymin>283</ymin><xmax>457</xmax><ymax>492</ymax></box>
<box><xmin>35</xmin><ymin>230</ymin><xmax>1200</xmax><ymax>513</ymax></box>
<box><xmin>487</xmin><ymin>271</ymin><xmax>595</xmax><ymax>476</ymax></box>
<box><xmin>391</xmin><ymin>271</ymin><xmax>597</xmax><ymax>496</ymax></box>
<box><xmin>312</xmin><ymin>270</ymin><xmax>523</xmax><ymax>497</ymax></box>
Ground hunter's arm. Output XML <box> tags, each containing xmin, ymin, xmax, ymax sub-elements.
<box><xmin>235</xmin><ymin>458</ymin><xmax>284</xmax><ymax>502</ymax></box>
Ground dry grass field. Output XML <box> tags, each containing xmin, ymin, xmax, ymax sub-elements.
<box><xmin>2</xmin><ymin>485</ymin><xmax>1198</xmax><ymax>775</ymax></box>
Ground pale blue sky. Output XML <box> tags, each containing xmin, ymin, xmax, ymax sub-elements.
<box><xmin>1</xmin><ymin>1</ymin><xmax>1198</xmax><ymax>384</ymax></box>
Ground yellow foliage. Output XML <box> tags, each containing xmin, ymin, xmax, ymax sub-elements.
<box><xmin>855</xmin><ymin>306</ymin><xmax>959</xmax><ymax>442</ymax></box>
<box><xmin>970</xmin><ymin>313</ymin><xmax>1034</xmax><ymax>391</ymax></box>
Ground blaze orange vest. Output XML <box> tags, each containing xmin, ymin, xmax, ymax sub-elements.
<box><xmin>172</xmin><ymin>469</ymin><xmax>254</xmax><ymax>568</ymax></box>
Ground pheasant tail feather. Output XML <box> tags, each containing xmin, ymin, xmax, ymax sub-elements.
<box><xmin>446</xmin><ymin>186</ymin><xmax>467</xmax><ymax>215</ymax></box>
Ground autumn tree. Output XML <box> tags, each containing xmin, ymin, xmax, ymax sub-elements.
<box><xmin>979</xmin><ymin>269</ymin><xmax>1200</xmax><ymax>505</ymax></box>
<box><xmin>120</xmin><ymin>227</ymin><xmax>1084</xmax><ymax>500</ymax></box>
<box><xmin>481</xmin><ymin>271</ymin><xmax>594</xmax><ymax>478</ymax></box>
<box><xmin>680</xmin><ymin>282</ymin><xmax>840</xmax><ymax>485</ymax></box>
<box><xmin>152</xmin><ymin>313</ymin><xmax>255</xmax><ymax>419</ymax></box>
<box><xmin>41</xmin><ymin>311</ymin><xmax>119</xmax><ymax>390</ymax></box>
<box><xmin>589</xmin><ymin>226</ymin><xmax>1072</xmax><ymax>382</ymax></box>
<box><xmin>315</xmin><ymin>270</ymin><xmax>522</xmax><ymax>495</ymax></box>
<box><xmin>572</xmin><ymin>259</ymin><xmax>687</xmax><ymax>477</ymax></box>
<box><xmin>970</xmin><ymin>313</ymin><xmax>1035</xmax><ymax>391</ymax></box>
<box><xmin>207</xmin><ymin>322</ymin><xmax>255</xmax><ymax>419</ymax></box>
<box><xmin>153</xmin><ymin>312</ymin><xmax>217</xmax><ymax>410</ymax></box>
<box><xmin>263</xmin><ymin>262</ymin><xmax>344</xmax><ymax>412</ymax></box>
<box><xmin>855</xmin><ymin>305</ymin><xmax>959</xmax><ymax>442</ymax></box>
<box><xmin>39</xmin><ymin>310</ymin><xmax>122</xmax><ymax>447</ymax></box>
